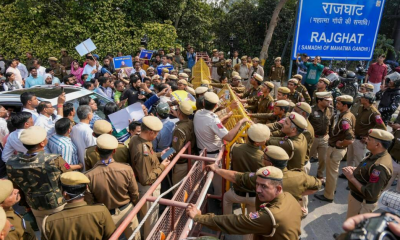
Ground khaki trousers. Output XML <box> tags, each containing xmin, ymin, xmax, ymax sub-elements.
<box><xmin>138</xmin><ymin>183</ymin><xmax>160</xmax><ymax>239</ymax></box>
<box><xmin>172</xmin><ymin>163</ymin><xmax>188</xmax><ymax>186</ymax></box>
<box><xmin>223</xmin><ymin>189</ymin><xmax>255</xmax><ymax>240</ymax></box>
<box><xmin>271</xmin><ymin>81</ymin><xmax>281</xmax><ymax>98</ymax></box>
<box><xmin>310</xmin><ymin>135</ymin><xmax>329</xmax><ymax>178</ymax></box>
<box><xmin>324</xmin><ymin>146</ymin><xmax>347</xmax><ymax>199</ymax></box>
<box><xmin>111</xmin><ymin>203</ymin><xmax>140</xmax><ymax>240</ymax></box>
<box><xmin>301</xmin><ymin>161</ymin><xmax>311</xmax><ymax>215</ymax></box>
<box><xmin>346</xmin><ymin>193</ymin><xmax>377</xmax><ymax>219</ymax></box>
<box><xmin>385</xmin><ymin>159</ymin><xmax>400</xmax><ymax>192</ymax></box>
<box><xmin>347</xmin><ymin>139</ymin><xmax>366</xmax><ymax>167</ymax></box>
<box><xmin>32</xmin><ymin>204</ymin><xmax>65</xmax><ymax>233</ymax></box>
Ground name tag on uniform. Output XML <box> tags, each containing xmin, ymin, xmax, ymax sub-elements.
<box><xmin>314</xmin><ymin>111</ymin><xmax>320</xmax><ymax>118</ymax></box>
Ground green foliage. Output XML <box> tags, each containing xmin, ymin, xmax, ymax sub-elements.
<box><xmin>135</xmin><ymin>21</ymin><xmax>180</xmax><ymax>50</ymax></box>
<box><xmin>373</xmin><ymin>34</ymin><xmax>396</xmax><ymax>58</ymax></box>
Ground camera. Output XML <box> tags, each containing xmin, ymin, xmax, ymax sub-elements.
<box><xmin>344</xmin><ymin>213</ymin><xmax>398</xmax><ymax>240</ymax></box>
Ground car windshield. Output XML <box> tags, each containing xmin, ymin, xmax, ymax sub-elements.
<box><xmin>2</xmin><ymin>87</ymin><xmax>79</xmax><ymax>98</ymax></box>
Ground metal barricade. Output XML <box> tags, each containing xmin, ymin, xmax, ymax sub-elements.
<box><xmin>192</xmin><ymin>58</ymin><xmax>212</xmax><ymax>89</ymax></box>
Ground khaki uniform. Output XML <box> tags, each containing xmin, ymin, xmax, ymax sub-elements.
<box><xmin>232</xmin><ymin>85</ymin><xmax>246</xmax><ymax>95</ymax></box>
<box><xmin>171</xmin><ymin>119</ymin><xmax>195</xmax><ymax>185</ymax></box>
<box><xmin>84</xmin><ymin>143</ymin><xmax>130</xmax><ymax>171</ymax></box>
<box><xmin>300</xmin><ymin>119</ymin><xmax>314</xmax><ymax>215</ymax></box>
<box><xmin>296</xmin><ymin>84</ymin><xmax>311</xmax><ymax>104</ymax></box>
<box><xmin>386</xmin><ymin>124</ymin><xmax>400</xmax><ymax>191</ymax></box>
<box><xmin>269</xmin><ymin>65</ymin><xmax>285</xmax><ymax>97</ymax></box>
<box><xmin>350</xmin><ymin>93</ymin><xmax>363</xmax><ymax>116</ymax></box>
<box><xmin>348</xmin><ymin>106</ymin><xmax>386</xmax><ymax>167</ymax></box>
<box><xmin>194</xmin><ymin>192</ymin><xmax>301</xmax><ymax>240</ymax></box>
<box><xmin>323</xmin><ymin>110</ymin><xmax>355</xmax><ymax>200</ymax></box>
<box><xmin>255</xmin><ymin>94</ymin><xmax>274</xmax><ymax>123</ymax></box>
<box><xmin>309</xmin><ymin>105</ymin><xmax>333</xmax><ymax>178</ymax></box>
<box><xmin>268</xmin><ymin>134</ymin><xmax>308</xmax><ymax>170</ymax></box>
<box><xmin>5</xmin><ymin>209</ymin><xmax>36</xmax><ymax>240</ymax></box>
<box><xmin>60</xmin><ymin>55</ymin><xmax>74</xmax><ymax>71</ymax></box>
<box><xmin>42</xmin><ymin>201</ymin><xmax>116</xmax><ymax>240</ymax></box>
<box><xmin>51</xmin><ymin>64</ymin><xmax>67</xmax><ymax>81</ymax></box>
<box><xmin>129</xmin><ymin>135</ymin><xmax>165</xmax><ymax>237</ymax></box>
<box><xmin>252</xmin><ymin>112</ymin><xmax>288</xmax><ymax>124</ymax></box>
<box><xmin>85</xmin><ymin>160</ymin><xmax>140</xmax><ymax>239</ymax></box>
<box><xmin>26</xmin><ymin>59</ymin><xmax>35</xmax><ymax>72</ymax></box>
<box><xmin>241</xmin><ymin>86</ymin><xmax>262</xmax><ymax>112</ymax></box>
<box><xmin>347</xmin><ymin>151</ymin><xmax>393</xmax><ymax>218</ymax></box>
<box><xmin>311</xmin><ymin>89</ymin><xmax>328</xmax><ymax>105</ymax></box>
<box><xmin>288</xmin><ymin>91</ymin><xmax>305</xmax><ymax>104</ymax></box>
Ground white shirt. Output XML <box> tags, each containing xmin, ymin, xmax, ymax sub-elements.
<box><xmin>37</xmin><ymin>66</ymin><xmax>46</xmax><ymax>78</ymax></box>
<box><xmin>5</xmin><ymin>67</ymin><xmax>23</xmax><ymax>84</ymax></box>
<box><xmin>34</xmin><ymin>114</ymin><xmax>61</xmax><ymax>137</ymax></box>
<box><xmin>2</xmin><ymin>129</ymin><xmax>27</xmax><ymax>162</ymax></box>
<box><xmin>22</xmin><ymin>108</ymin><xmax>39</xmax><ymax>123</ymax></box>
<box><xmin>0</xmin><ymin>118</ymin><xmax>9</xmax><ymax>144</ymax></box>
<box><xmin>82</xmin><ymin>63</ymin><xmax>102</xmax><ymax>80</ymax></box>
<box><xmin>18</xmin><ymin>63</ymin><xmax>28</xmax><ymax>79</ymax></box>
<box><xmin>70</xmin><ymin>122</ymin><xmax>96</xmax><ymax>170</ymax></box>
<box><xmin>193</xmin><ymin>109</ymin><xmax>229</xmax><ymax>152</ymax></box>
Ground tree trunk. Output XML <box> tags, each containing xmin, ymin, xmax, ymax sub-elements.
<box><xmin>174</xmin><ymin>0</ymin><xmax>188</xmax><ymax>29</ymax></box>
<box><xmin>259</xmin><ymin>0</ymin><xmax>289</xmax><ymax>66</ymax></box>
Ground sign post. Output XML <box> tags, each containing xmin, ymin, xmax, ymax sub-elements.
<box><xmin>292</xmin><ymin>0</ymin><xmax>386</xmax><ymax>60</ymax></box>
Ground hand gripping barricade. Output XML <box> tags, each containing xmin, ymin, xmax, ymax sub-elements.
<box><xmin>109</xmin><ymin>142</ymin><xmax>226</xmax><ymax>240</ymax></box>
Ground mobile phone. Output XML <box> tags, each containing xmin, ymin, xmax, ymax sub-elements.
<box><xmin>161</xmin><ymin>148</ymin><xmax>176</xmax><ymax>160</ymax></box>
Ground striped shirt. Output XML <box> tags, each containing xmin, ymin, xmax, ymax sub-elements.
<box><xmin>47</xmin><ymin>134</ymin><xmax>79</xmax><ymax>165</ymax></box>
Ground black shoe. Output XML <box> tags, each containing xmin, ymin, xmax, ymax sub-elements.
<box><xmin>310</xmin><ymin>157</ymin><xmax>318</xmax><ymax>163</ymax></box>
<box><xmin>338</xmin><ymin>173</ymin><xmax>347</xmax><ymax>179</ymax></box>
<box><xmin>314</xmin><ymin>194</ymin><xmax>333</xmax><ymax>203</ymax></box>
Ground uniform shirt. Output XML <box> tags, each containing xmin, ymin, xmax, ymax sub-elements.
<box><xmin>85</xmin><ymin>143</ymin><xmax>130</xmax><ymax>171</ymax></box>
<box><xmin>194</xmin><ymin>109</ymin><xmax>229</xmax><ymax>152</ymax></box>
<box><xmin>70</xmin><ymin>122</ymin><xmax>96</xmax><ymax>169</ymax></box>
<box><xmin>25</xmin><ymin>75</ymin><xmax>44</xmax><ymax>88</ymax></box>
<box><xmin>328</xmin><ymin>110</ymin><xmax>355</xmax><ymax>147</ymax></box>
<box><xmin>6</xmin><ymin>209</ymin><xmax>36</xmax><ymax>240</ymax></box>
<box><xmin>22</xmin><ymin>108</ymin><xmax>39</xmax><ymax>123</ymax></box>
<box><xmin>238</xmin><ymin>64</ymin><xmax>250</xmax><ymax>80</ymax></box>
<box><xmin>42</xmin><ymin>201</ymin><xmax>116</xmax><ymax>240</ymax></box>
<box><xmin>47</xmin><ymin>134</ymin><xmax>79</xmax><ymax>165</ymax></box>
<box><xmin>152</xmin><ymin>117</ymin><xmax>177</xmax><ymax>152</ymax></box>
<box><xmin>6</xmin><ymin>67</ymin><xmax>23</xmax><ymax>84</ymax></box>
<box><xmin>231</xmin><ymin>143</ymin><xmax>264</xmax><ymax>192</ymax></box>
<box><xmin>350</xmin><ymin>93</ymin><xmax>363</xmax><ymax>116</ymax></box>
<box><xmin>60</xmin><ymin>55</ymin><xmax>74</xmax><ymax>70</ymax></box>
<box><xmin>296</xmin><ymin>84</ymin><xmax>311</xmax><ymax>104</ymax></box>
<box><xmin>194</xmin><ymin>192</ymin><xmax>301</xmax><ymax>240</ymax></box>
<box><xmin>2</xmin><ymin>129</ymin><xmax>27</xmax><ymax>163</ymax></box>
<box><xmin>249</xmin><ymin>65</ymin><xmax>264</xmax><ymax>79</ymax></box>
<box><xmin>304</xmin><ymin>119</ymin><xmax>315</xmax><ymax>162</ymax></box>
<box><xmin>257</xmin><ymin>94</ymin><xmax>274</xmax><ymax>114</ymax></box>
<box><xmin>241</xmin><ymin>86</ymin><xmax>262</xmax><ymax>112</ymax></box>
<box><xmin>288</xmin><ymin>91</ymin><xmax>304</xmax><ymax>104</ymax></box>
<box><xmin>309</xmin><ymin>105</ymin><xmax>333</xmax><ymax>137</ymax></box>
<box><xmin>367</xmin><ymin>62</ymin><xmax>387</xmax><ymax>84</ymax></box>
<box><xmin>51</xmin><ymin>64</ymin><xmax>67</xmax><ymax>81</ymax></box>
<box><xmin>171</xmin><ymin>119</ymin><xmax>195</xmax><ymax>164</ymax></box>
<box><xmin>85</xmin><ymin>161</ymin><xmax>139</xmax><ymax>208</ymax></box>
<box><xmin>268</xmin><ymin>65</ymin><xmax>285</xmax><ymax>84</ymax></box>
<box><xmin>349</xmin><ymin>151</ymin><xmax>393</xmax><ymax>203</ymax></box>
<box><xmin>354</xmin><ymin>105</ymin><xmax>386</xmax><ymax>137</ymax></box>
<box><xmin>389</xmin><ymin>127</ymin><xmax>400</xmax><ymax>161</ymax></box>
<box><xmin>268</xmin><ymin>133</ymin><xmax>308</xmax><ymax>170</ymax></box>
<box><xmin>129</xmin><ymin>135</ymin><xmax>165</xmax><ymax>186</ymax></box>
<box><xmin>34</xmin><ymin>114</ymin><xmax>62</xmax><ymax>137</ymax></box>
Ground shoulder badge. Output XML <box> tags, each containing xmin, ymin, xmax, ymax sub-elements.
<box><xmin>268</xmin><ymin>102</ymin><xmax>274</xmax><ymax>110</ymax></box>
<box><xmin>375</xmin><ymin>115</ymin><xmax>383</xmax><ymax>125</ymax></box>
<box><xmin>249</xmin><ymin>211</ymin><xmax>260</xmax><ymax>219</ymax></box>
<box><xmin>64</xmin><ymin>163</ymin><xmax>71</xmax><ymax>170</ymax></box>
<box><xmin>143</xmin><ymin>144</ymin><xmax>150</xmax><ymax>156</ymax></box>
<box><xmin>369</xmin><ymin>169</ymin><xmax>381</xmax><ymax>183</ymax></box>
<box><xmin>341</xmin><ymin>121</ymin><xmax>350</xmax><ymax>130</ymax></box>
<box><xmin>217</xmin><ymin>123</ymin><xmax>224</xmax><ymax>129</ymax></box>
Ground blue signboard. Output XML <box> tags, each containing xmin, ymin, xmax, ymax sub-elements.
<box><xmin>139</xmin><ymin>50</ymin><xmax>154</xmax><ymax>60</ymax></box>
<box><xmin>113</xmin><ymin>55</ymin><xmax>133</xmax><ymax>69</ymax></box>
<box><xmin>292</xmin><ymin>0</ymin><xmax>386</xmax><ymax>60</ymax></box>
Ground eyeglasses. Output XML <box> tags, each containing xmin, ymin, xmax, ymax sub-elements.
<box><xmin>45</xmin><ymin>105</ymin><xmax>54</xmax><ymax>109</ymax></box>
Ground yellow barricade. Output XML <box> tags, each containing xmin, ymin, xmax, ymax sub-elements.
<box><xmin>216</xmin><ymin>84</ymin><xmax>251</xmax><ymax>191</ymax></box>
<box><xmin>192</xmin><ymin>58</ymin><xmax>211</xmax><ymax>89</ymax></box>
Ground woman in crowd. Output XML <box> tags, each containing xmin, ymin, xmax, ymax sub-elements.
<box><xmin>3</xmin><ymin>72</ymin><xmax>22</xmax><ymax>91</ymax></box>
<box><xmin>71</xmin><ymin>60</ymin><xmax>84</xmax><ymax>84</ymax></box>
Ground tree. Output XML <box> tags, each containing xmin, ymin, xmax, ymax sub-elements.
<box><xmin>259</xmin><ymin>0</ymin><xmax>289</xmax><ymax>66</ymax></box>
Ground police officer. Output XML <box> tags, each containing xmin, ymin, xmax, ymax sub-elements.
<box><xmin>311</xmin><ymin>78</ymin><xmax>330</xmax><ymax>105</ymax></box>
<box><xmin>85</xmin><ymin>120</ymin><xmax>130</xmax><ymax>170</ymax></box>
<box><xmin>0</xmin><ymin>180</ymin><xmax>36</xmax><ymax>240</ymax></box>
<box><xmin>267</xmin><ymin>112</ymin><xmax>308</xmax><ymax>170</ymax></box>
<box><xmin>230</xmin><ymin>75</ymin><xmax>246</xmax><ymax>95</ymax></box>
<box><xmin>255</xmin><ymin>81</ymin><xmax>275</xmax><ymax>123</ymax></box>
<box><xmin>48</xmin><ymin>57</ymin><xmax>66</xmax><ymax>81</ymax></box>
<box><xmin>378</xmin><ymin>72</ymin><xmax>400</xmax><ymax>124</ymax></box>
<box><xmin>186</xmin><ymin>166</ymin><xmax>302</xmax><ymax>240</ymax></box>
<box><xmin>60</xmin><ymin>49</ymin><xmax>74</xmax><ymax>73</ymax></box>
<box><xmin>386</xmin><ymin>113</ymin><xmax>400</xmax><ymax>191</ymax></box>
<box><xmin>287</xmin><ymin>79</ymin><xmax>305</xmax><ymax>104</ymax></box>
<box><xmin>275</xmin><ymin>87</ymin><xmax>295</xmax><ymax>110</ymax></box>
<box><xmin>238</xmin><ymin>73</ymin><xmax>263</xmax><ymax>112</ymax></box>
<box><xmin>42</xmin><ymin>171</ymin><xmax>116</xmax><ymax>240</ymax></box>
<box><xmin>343</xmin><ymin>129</ymin><xmax>393</xmax><ymax>219</ymax></box>
<box><xmin>315</xmin><ymin>95</ymin><xmax>355</xmax><ymax>202</ymax></box>
<box><xmin>224</xmin><ymin>124</ymin><xmax>270</xmax><ymax>218</ymax></box>
<box><xmin>128</xmin><ymin>116</ymin><xmax>171</xmax><ymax>238</ymax></box>
<box><xmin>171</xmin><ymin>102</ymin><xmax>195</xmax><ymax>185</ymax></box>
<box><xmin>292</xmin><ymin>74</ymin><xmax>311</xmax><ymax>104</ymax></box>
<box><xmin>268</xmin><ymin>57</ymin><xmax>285</xmax><ymax>97</ymax></box>
<box><xmin>350</xmin><ymin>83</ymin><xmax>374</xmax><ymax>116</ymax></box>
<box><xmin>346</xmin><ymin>92</ymin><xmax>386</xmax><ymax>169</ymax></box>
<box><xmin>85</xmin><ymin>134</ymin><xmax>140</xmax><ymax>239</ymax></box>
<box><xmin>195</xmin><ymin>86</ymin><xmax>209</xmax><ymax>110</ymax></box>
<box><xmin>6</xmin><ymin>126</ymin><xmax>72</xmax><ymax>233</ymax></box>
<box><xmin>249</xmin><ymin>100</ymin><xmax>290</xmax><ymax>124</ymax></box>
<box><xmin>0</xmin><ymin>207</ymin><xmax>10</xmax><ymax>240</ymax></box>
<box><xmin>309</xmin><ymin>92</ymin><xmax>334</xmax><ymax>179</ymax></box>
